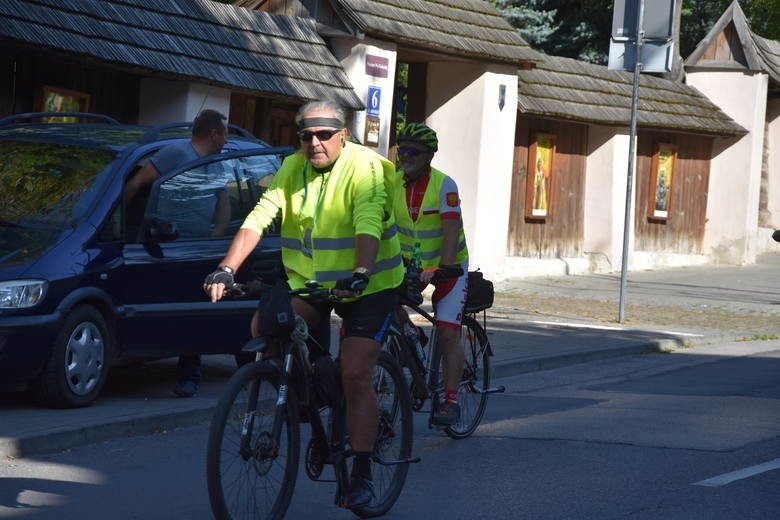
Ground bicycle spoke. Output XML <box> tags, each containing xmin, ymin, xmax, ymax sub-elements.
<box><xmin>207</xmin><ymin>362</ymin><xmax>300</xmax><ymax>520</ymax></box>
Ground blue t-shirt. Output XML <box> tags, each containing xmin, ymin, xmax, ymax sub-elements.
<box><xmin>151</xmin><ymin>142</ymin><xmax>231</xmax><ymax>237</ymax></box>
<box><xmin>150</xmin><ymin>141</ymin><xmax>200</xmax><ymax>175</ymax></box>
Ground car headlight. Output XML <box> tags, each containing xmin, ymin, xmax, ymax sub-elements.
<box><xmin>0</xmin><ymin>280</ymin><xmax>48</xmax><ymax>309</ymax></box>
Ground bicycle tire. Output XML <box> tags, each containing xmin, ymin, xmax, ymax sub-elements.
<box><xmin>206</xmin><ymin>361</ymin><xmax>300</xmax><ymax>520</ymax></box>
<box><xmin>444</xmin><ymin>314</ymin><xmax>490</xmax><ymax>439</ymax></box>
<box><xmin>351</xmin><ymin>350</ymin><xmax>414</xmax><ymax>518</ymax></box>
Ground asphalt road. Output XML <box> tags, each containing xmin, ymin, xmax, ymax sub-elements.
<box><xmin>2</xmin><ymin>340</ymin><xmax>778</xmax><ymax>519</ymax></box>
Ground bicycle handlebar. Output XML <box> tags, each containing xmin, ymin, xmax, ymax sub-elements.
<box><xmin>225</xmin><ymin>280</ymin><xmax>339</xmax><ymax>301</ymax></box>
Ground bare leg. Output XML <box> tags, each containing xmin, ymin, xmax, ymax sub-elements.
<box><xmin>339</xmin><ymin>337</ymin><xmax>380</xmax><ymax>452</ymax></box>
<box><xmin>438</xmin><ymin>324</ymin><xmax>464</xmax><ymax>392</ymax></box>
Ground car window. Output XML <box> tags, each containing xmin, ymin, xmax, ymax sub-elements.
<box><xmin>226</xmin><ymin>155</ymin><xmax>280</xmax><ymax>234</ymax></box>
<box><xmin>145</xmin><ymin>151</ymin><xmax>282</xmax><ymax>241</ymax></box>
<box><xmin>0</xmin><ymin>139</ymin><xmax>117</xmax><ymax>228</ymax></box>
<box><xmin>154</xmin><ymin>162</ymin><xmax>233</xmax><ymax>239</ymax></box>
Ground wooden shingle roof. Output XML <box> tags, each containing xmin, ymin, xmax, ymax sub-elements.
<box><xmin>518</xmin><ymin>55</ymin><xmax>745</xmax><ymax>137</ymax></box>
<box><xmin>330</xmin><ymin>0</ymin><xmax>541</xmax><ymax>65</ymax></box>
<box><xmin>685</xmin><ymin>0</ymin><xmax>780</xmax><ymax>88</ymax></box>
<box><xmin>0</xmin><ymin>0</ymin><xmax>363</xmax><ymax>109</ymax></box>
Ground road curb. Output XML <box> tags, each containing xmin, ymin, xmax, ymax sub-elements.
<box><xmin>492</xmin><ymin>340</ymin><xmax>672</xmax><ymax>379</ymax></box>
<box><xmin>1</xmin><ymin>404</ymin><xmax>217</xmax><ymax>459</ymax></box>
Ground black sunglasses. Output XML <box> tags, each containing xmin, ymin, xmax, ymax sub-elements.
<box><xmin>298</xmin><ymin>129</ymin><xmax>340</xmax><ymax>142</ymax></box>
<box><xmin>397</xmin><ymin>147</ymin><xmax>425</xmax><ymax>157</ymax></box>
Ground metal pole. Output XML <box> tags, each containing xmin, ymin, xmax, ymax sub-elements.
<box><xmin>618</xmin><ymin>0</ymin><xmax>645</xmax><ymax>324</ymax></box>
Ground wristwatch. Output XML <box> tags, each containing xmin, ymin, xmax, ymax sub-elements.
<box><xmin>217</xmin><ymin>265</ymin><xmax>234</xmax><ymax>275</ymax></box>
<box><xmin>353</xmin><ymin>266</ymin><xmax>371</xmax><ymax>278</ymax></box>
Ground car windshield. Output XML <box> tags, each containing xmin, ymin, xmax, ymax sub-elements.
<box><xmin>0</xmin><ymin>139</ymin><xmax>117</xmax><ymax>228</ymax></box>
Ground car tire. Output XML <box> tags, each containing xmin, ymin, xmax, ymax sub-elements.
<box><xmin>34</xmin><ymin>305</ymin><xmax>112</xmax><ymax>408</ymax></box>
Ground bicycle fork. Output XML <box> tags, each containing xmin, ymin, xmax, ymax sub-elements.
<box><xmin>239</xmin><ymin>354</ymin><xmax>294</xmax><ymax>460</ymax></box>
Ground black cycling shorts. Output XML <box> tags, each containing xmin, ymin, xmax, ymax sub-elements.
<box><xmin>301</xmin><ymin>288</ymin><xmax>399</xmax><ymax>355</ymax></box>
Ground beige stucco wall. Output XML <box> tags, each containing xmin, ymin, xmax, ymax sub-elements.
<box><xmin>327</xmin><ymin>37</ymin><xmax>517</xmax><ymax>278</ymax></box>
<box><xmin>425</xmin><ymin>63</ymin><xmax>518</xmax><ymax>280</ymax></box>
<box><xmin>329</xmin><ymin>37</ymin><xmax>398</xmax><ymax>157</ymax></box>
<box><xmin>138</xmin><ymin>79</ymin><xmax>230</xmax><ymax>125</ymax></box>
<box><xmin>686</xmin><ymin>71</ymin><xmax>768</xmax><ymax>264</ymax></box>
<box><xmin>583</xmin><ymin>127</ymin><xmax>633</xmax><ymax>272</ymax></box>
<box><xmin>765</xmin><ymin>98</ymin><xmax>780</xmax><ymax>228</ymax></box>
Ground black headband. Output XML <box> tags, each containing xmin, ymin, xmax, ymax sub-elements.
<box><xmin>299</xmin><ymin>117</ymin><xmax>344</xmax><ymax>130</ymax></box>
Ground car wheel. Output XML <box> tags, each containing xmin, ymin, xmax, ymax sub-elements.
<box><xmin>34</xmin><ymin>305</ymin><xmax>112</xmax><ymax>408</ymax></box>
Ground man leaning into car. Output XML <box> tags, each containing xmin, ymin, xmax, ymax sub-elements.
<box><xmin>124</xmin><ymin>108</ymin><xmax>228</xmax><ymax>398</ymax></box>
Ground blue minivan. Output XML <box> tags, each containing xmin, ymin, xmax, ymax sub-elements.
<box><xmin>0</xmin><ymin>112</ymin><xmax>291</xmax><ymax>407</ymax></box>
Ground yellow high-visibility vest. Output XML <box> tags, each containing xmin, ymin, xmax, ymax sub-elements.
<box><xmin>242</xmin><ymin>142</ymin><xmax>403</xmax><ymax>294</ymax></box>
<box><xmin>394</xmin><ymin>167</ymin><xmax>468</xmax><ymax>269</ymax></box>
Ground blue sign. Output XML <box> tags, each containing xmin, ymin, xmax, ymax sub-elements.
<box><xmin>367</xmin><ymin>86</ymin><xmax>381</xmax><ymax>117</ymax></box>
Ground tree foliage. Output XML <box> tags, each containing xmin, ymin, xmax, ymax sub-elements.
<box><xmin>0</xmin><ymin>141</ymin><xmax>114</xmax><ymax>224</ymax></box>
<box><xmin>490</xmin><ymin>0</ymin><xmax>780</xmax><ymax>65</ymax></box>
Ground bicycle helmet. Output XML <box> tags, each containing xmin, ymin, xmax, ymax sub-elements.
<box><xmin>397</xmin><ymin>123</ymin><xmax>438</xmax><ymax>152</ymax></box>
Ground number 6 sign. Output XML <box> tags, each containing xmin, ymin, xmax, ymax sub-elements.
<box><xmin>366</xmin><ymin>86</ymin><xmax>381</xmax><ymax>117</ymax></box>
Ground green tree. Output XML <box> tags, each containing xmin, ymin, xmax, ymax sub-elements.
<box><xmin>492</xmin><ymin>0</ymin><xmax>780</xmax><ymax>64</ymax></box>
<box><xmin>489</xmin><ymin>0</ymin><xmax>558</xmax><ymax>47</ymax></box>
<box><xmin>747</xmin><ymin>0</ymin><xmax>780</xmax><ymax>40</ymax></box>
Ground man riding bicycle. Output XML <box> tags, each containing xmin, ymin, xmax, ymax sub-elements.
<box><xmin>393</xmin><ymin>122</ymin><xmax>469</xmax><ymax>426</ymax></box>
<box><xmin>203</xmin><ymin>100</ymin><xmax>404</xmax><ymax>508</ymax></box>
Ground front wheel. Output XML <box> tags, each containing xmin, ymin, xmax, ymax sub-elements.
<box><xmin>34</xmin><ymin>305</ymin><xmax>111</xmax><ymax>408</ymax></box>
<box><xmin>207</xmin><ymin>361</ymin><xmax>300</xmax><ymax>520</ymax></box>
<box><xmin>444</xmin><ymin>314</ymin><xmax>490</xmax><ymax>440</ymax></box>
<box><xmin>351</xmin><ymin>351</ymin><xmax>413</xmax><ymax>518</ymax></box>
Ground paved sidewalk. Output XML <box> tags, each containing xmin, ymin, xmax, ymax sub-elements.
<box><xmin>3</xmin><ymin>253</ymin><xmax>779</xmax><ymax>458</ymax></box>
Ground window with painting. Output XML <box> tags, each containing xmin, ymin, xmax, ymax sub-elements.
<box><xmin>35</xmin><ymin>85</ymin><xmax>91</xmax><ymax>123</ymax></box>
<box><xmin>648</xmin><ymin>143</ymin><xmax>676</xmax><ymax>221</ymax></box>
<box><xmin>525</xmin><ymin>133</ymin><xmax>555</xmax><ymax>219</ymax></box>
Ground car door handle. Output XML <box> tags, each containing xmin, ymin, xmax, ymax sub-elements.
<box><xmin>95</xmin><ymin>257</ymin><xmax>124</xmax><ymax>279</ymax></box>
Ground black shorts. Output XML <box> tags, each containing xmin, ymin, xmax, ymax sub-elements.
<box><xmin>301</xmin><ymin>288</ymin><xmax>399</xmax><ymax>355</ymax></box>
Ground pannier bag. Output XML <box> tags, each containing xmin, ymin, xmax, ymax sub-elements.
<box><xmin>464</xmin><ymin>270</ymin><xmax>494</xmax><ymax>313</ymax></box>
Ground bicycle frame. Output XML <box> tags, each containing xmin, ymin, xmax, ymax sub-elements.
<box><xmin>391</xmin><ymin>290</ymin><xmax>505</xmax><ymax>430</ymax></box>
<box><xmin>208</xmin><ymin>280</ymin><xmax>417</xmax><ymax>519</ymax></box>
<box><xmin>391</xmin><ymin>294</ymin><xmax>443</xmax><ymax>421</ymax></box>
<box><xmin>242</xmin><ymin>312</ymin><xmax>417</xmax><ymax>508</ymax></box>
<box><xmin>250</xmin><ymin>317</ymin><xmax>356</xmax><ymax>503</ymax></box>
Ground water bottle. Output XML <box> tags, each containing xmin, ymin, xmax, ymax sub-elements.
<box><xmin>410</xmin><ymin>242</ymin><xmax>422</xmax><ymax>274</ymax></box>
<box><xmin>405</xmin><ymin>242</ymin><xmax>422</xmax><ymax>286</ymax></box>
<box><xmin>404</xmin><ymin>242</ymin><xmax>425</xmax><ymax>305</ymax></box>
<box><xmin>404</xmin><ymin>322</ymin><xmax>426</xmax><ymax>365</ymax></box>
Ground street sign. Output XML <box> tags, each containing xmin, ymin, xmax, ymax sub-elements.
<box><xmin>612</xmin><ymin>0</ymin><xmax>674</xmax><ymax>40</ymax></box>
<box><xmin>608</xmin><ymin>40</ymin><xmax>674</xmax><ymax>73</ymax></box>
<box><xmin>366</xmin><ymin>86</ymin><xmax>381</xmax><ymax>117</ymax></box>
<box><xmin>608</xmin><ymin>0</ymin><xmax>676</xmax><ymax>73</ymax></box>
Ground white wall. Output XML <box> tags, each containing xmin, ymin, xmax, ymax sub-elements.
<box><xmin>686</xmin><ymin>71</ymin><xmax>768</xmax><ymax>264</ymax></box>
<box><xmin>138</xmin><ymin>79</ymin><xmax>231</xmax><ymax>125</ymax></box>
<box><xmin>583</xmin><ymin>127</ymin><xmax>633</xmax><ymax>272</ymax></box>
<box><xmin>426</xmin><ymin>63</ymin><xmax>518</xmax><ymax>280</ymax></box>
<box><xmin>329</xmin><ymin>37</ymin><xmax>397</xmax><ymax>157</ymax></box>
<box><xmin>766</xmin><ymin>98</ymin><xmax>780</xmax><ymax>228</ymax></box>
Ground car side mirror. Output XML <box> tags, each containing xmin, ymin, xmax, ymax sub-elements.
<box><xmin>141</xmin><ymin>217</ymin><xmax>180</xmax><ymax>243</ymax></box>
